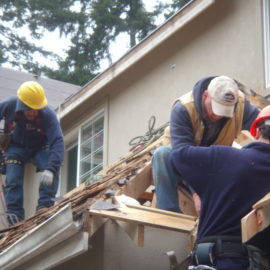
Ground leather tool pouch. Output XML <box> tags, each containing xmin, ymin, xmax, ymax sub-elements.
<box><xmin>246</xmin><ymin>244</ymin><xmax>270</xmax><ymax>270</ymax></box>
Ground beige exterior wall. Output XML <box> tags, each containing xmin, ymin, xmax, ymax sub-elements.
<box><xmin>59</xmin><ymin>0</ymin><xmax>267</xmax><ymax>195</ymax></box>
<box><xmin>105</xmin><ymin>0</ymin><xmax>265</xmax><ymax>163</ymax></box>
<box><xmin>52</xmin><ymin>221</ymin><xmax>191</xmax><ymax>270</ymax></box>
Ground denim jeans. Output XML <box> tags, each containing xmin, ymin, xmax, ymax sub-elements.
<box><xmin>4</xmin><ymin>144</ymin><xmax>59</xmax><ymax>223</ymax></box>
<box><xmin>152</xmin><ymin>146</ymin><xmax>185</xmax><ymax>212</ymax></box>
<box><xmin>214</xmin><ymin>258</ymin><xmax>249</xmax><ymax>270</ymax></box>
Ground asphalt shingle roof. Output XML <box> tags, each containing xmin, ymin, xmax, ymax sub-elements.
<box><xmin>0</xmin><ymin>67</ymin><xmax>81</xmax><ymax>109</ymax></box>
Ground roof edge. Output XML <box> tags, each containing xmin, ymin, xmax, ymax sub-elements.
<box><xmin>0</xmin><ymin>204</ymin><xmax>82</xmax><ymax>270</ymax></box>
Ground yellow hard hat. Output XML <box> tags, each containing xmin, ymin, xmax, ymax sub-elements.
<box><xmin>17</xmin><ymin>81</ymin><xmax>48</xmax><ymax>110</ymax></box>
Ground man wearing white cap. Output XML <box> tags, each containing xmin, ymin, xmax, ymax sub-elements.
<box><xmin>152</xmin><ymin>75</ymin><xmax>259</xmax><ymax>214</ymax></box>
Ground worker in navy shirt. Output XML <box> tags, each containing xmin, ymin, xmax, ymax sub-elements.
<box><xmin>0</xmin><ymin>81</ymin><xmax>64</xmax><ymax>226</ymax></box>
<box><xmin>170</xmin><ymin>105</ymin><xmax>270</xmax><ymax>269</ymax></box>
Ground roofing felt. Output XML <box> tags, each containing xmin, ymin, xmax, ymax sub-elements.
<box><xmin>0</xmin><ymin>67</ymin><xmax>81</xmax><ymax>110</ymax></box>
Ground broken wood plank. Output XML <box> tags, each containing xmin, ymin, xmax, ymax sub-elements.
<box><xmin>151</xmin><ymin>193</ymin><xmax>157</xmax><ymax>208</ymax></box>
<box><xmin>126</xmin><ymin>203</ymin><xmax>196</xmax><ymax>221</ymax></box>
<box><xmin>241</xmin><ymin>209</ymin><xmax>259</xmax><ymax>242</ymax></box>
<box><xmin>138</xmin><ymin>224</ymin><xmax>144</xmax><ymax>247</ymax></box>
<box><xmin>178</xmin><ymin>188</ymin><xmax>197</xmax><ymax>217</ymax></box>
<box><xmin>256</xmin><ymin>205</ymin><xmax>270</xmax><ymax>232</ymax></box>
<box><xmin>89</xmin><ymin>204</ymin><xmax>196</xmax><ymax>233</ymax></box>
<box><xmin>120</xmin><ymin>162</ymin><xmax>152</xmax><ymax>199</ymax></box>
<box><xmin>150</xmin><ymin>187</ymin><xmax>197</xmax><ymax>217</ymax></box>
<box><xmin>234</xmin><ymin>130</ymin><xmax>255</xmax><ymax>147</ymax></box>
<box><xmin>139</xmin><ymin>191</ymin><xmax>154</xmax><ymax>201</ymax></box>
<box><xmin>241</xmin><ymin>204</ymin><xmax>270</xmax><ymax>242</ymax></box>
<box><xmin>253</xmin><ymin>192</ymin><xmax>270</xmax><ymax>209</ymax></box>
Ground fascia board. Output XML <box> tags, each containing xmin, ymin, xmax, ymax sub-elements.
<box><xmin>0</xmin><ymin>204</ymin><xmax>82</xmax><ymax>270</ymax></box>
<box><xmin>56</xmin><ymin>0</ymin><xmax>215</xmax><ymax>120</ymax></box>
<box><xmin>19</xmin><ymin>232</ymin><xmax>89</xmax><ymax>270</ymax></box>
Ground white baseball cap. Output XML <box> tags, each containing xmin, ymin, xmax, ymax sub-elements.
<box><xmin>208</xmin><ymin>76</ymin><xmax>239</xmax><ymax>118</ymax></box>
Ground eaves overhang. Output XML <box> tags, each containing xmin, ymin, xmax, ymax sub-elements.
<box><xmin>0</xmin><ymin>204</ymin><xmax>87</xmax><ymax>270</ymax></box>
<box><xmin>56</xmin><ymin>0</ymin><xmax>215</xmax><ymax>121</ymax></box>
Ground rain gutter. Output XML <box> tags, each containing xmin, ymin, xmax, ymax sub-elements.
<box><xmin>0</xmin><ymin>204</ymin><xmax>86</xmax><ymax>270</ymax></box>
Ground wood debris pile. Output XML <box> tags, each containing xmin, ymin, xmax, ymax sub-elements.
<box><xmin>0</xmin><ymin>150</ymin><xmax>153</xmax><ymax>253</ymax></box>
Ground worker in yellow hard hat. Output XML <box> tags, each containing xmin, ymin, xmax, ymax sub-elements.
<box><xmin>0</xmin><ymin>81</ymin><xmax>64</xmax><ymax>226</ymax></box>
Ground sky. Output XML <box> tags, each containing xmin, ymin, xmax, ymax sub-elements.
<box><xmin>3</xmin><ymin>0</ymin><xmax>173</xmax><ymax>72</ymax></box>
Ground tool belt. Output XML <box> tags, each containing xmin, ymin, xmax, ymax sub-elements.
<box><xmin>192</xmin><ymin>235</ymin><xmax>248</xmax><ymax>266</ymax></box>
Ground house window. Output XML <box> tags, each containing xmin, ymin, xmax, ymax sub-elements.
<box><xmin>78</xmin><ymin>112</ymin><xmax>104</xmax><ymax>184</ymax></box>
<box><xmin>67</xmin><ymin>144</ymin><xmax>78</xmax><ymax>192</ymax></box>
<box><xmin>264</xmin><ymin>0</ymin><xmax>270</xmax><ymax>87</ymax></box>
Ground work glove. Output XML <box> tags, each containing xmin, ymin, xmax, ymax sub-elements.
<box><xmin>0</xmin><ymin>133</ymin><xmax>10</xmax><ymax>151</ymax></box>
<box><xmin>38</xmin><ymin>170</ymin><xmax>54</xmax><ymax>186</ymax></box>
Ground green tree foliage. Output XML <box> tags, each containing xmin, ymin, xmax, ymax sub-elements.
<box><xmin>0</xmin><ymin>0</ymin><xmax>186</xmax><ymax>85</ymax></box>
<box><xmin>162</xmin><ymin>0</ymin><xmax>193</xmax><ymax>19</ymax></box>
<box><xmin>0</xmin><ymin>0</ymin><xmax>75</xmax><ymax>81</ymax></box>
<box><xmin>50</xmin><ymin>0</ymin><xmax>159</xmax><ymax>85</ymax></box>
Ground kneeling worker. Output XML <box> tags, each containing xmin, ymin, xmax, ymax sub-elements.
<box><xmin>170</xmin><ymin>106</ymin><xmax>270</xmax><ymax>269</ymax></box>
<box><xmin>152</xmin><ymin>75</ymin><xmax>259</xmax><ymax>214</ymax></box>
<box><xmin>0</xmin><ymin>81</ymin><xmax>64</xmax><ymax>225</ymax></box>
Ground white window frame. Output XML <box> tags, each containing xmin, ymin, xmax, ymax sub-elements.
<box><xmin>63</xmin><ymin>99</ymin><xmax>108</xmax><ymax>193</ymax></box>
<box><xmin>264</xmin><ymin>0</ymin><xmax>270</xmax><ymax>87</ymax></box>
<box><xmin>66</xmin><ymin>141</ymin><xmax>78</xmax><ymax>191</ymax></box>
<box><xmin>77</xmin><ymin>110</ymin><xmax>105</xmax><ymax>186</ymax></box>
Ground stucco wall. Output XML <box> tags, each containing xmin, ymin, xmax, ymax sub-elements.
<box><xmin>52</xmin><ymin>220</ymin><xmax>190</xmax><ymax>270</ymax></box>
<box><xmin>17</xmin><ymin>0</ymin><xmax>266</xmax><ymax>220</ymax></box>
<box><xmin>106</xmin><ymin>0</ymin><xmax>264</xmax><ymax>163</ymax></box>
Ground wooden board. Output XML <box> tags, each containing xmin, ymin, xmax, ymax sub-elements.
<box><xmin>234</xmin><ymin>130</ymin><xmax>255</xmax><ymax>147</ymax></box>
<box><xmin>120</xmin><ymin>162</ymin><xmax>152</xmax><ymax>199</ymax></box>
<box><xmin>242</xmin><ymin>196</ymin><xmax>270</xmax><ymax>242</ymax></box>
<box><xmin>241</xmin><ymin>209</ymin><xmax>259</xmax><ymax>242</ymax></box>
<box><xmin>253</xmin><ymin>192</ymin><xmax>270</xmax><ymax>209</ymax></box>
<box><xmin>89</xmin><ymin>203</ymin><xmax>196</xmax><ymax>233</ymax></box>
<box><xmin>178</xmin><ymin>188</ymin><xmax>197</xmax><ymax>217</ymax></box>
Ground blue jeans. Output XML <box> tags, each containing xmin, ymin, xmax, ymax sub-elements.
<box><xmin>4</xmin><ymin>144</ymin><xmax>59</xmax><ymax>223</ymax></box>
<box><xmin>215</xmin><ymin>258</ymin><xmax>249</xmax><ymax>270</ymax></box>
<box><xmin>152</xmin><ymin>146</ymin><xmax>185</xmax><ymax>212</ymax></box>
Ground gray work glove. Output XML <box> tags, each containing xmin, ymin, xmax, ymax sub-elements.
<box><xmin>38</xmin><ymin>170</ymin><xmax>54</xmax><ymax>186</ymax></box>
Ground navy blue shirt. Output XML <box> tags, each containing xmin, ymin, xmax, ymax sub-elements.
<box><xmin>170</xmin><ymin>142</ymin><xmax>270</xmax><ymax>240</ymax></box>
